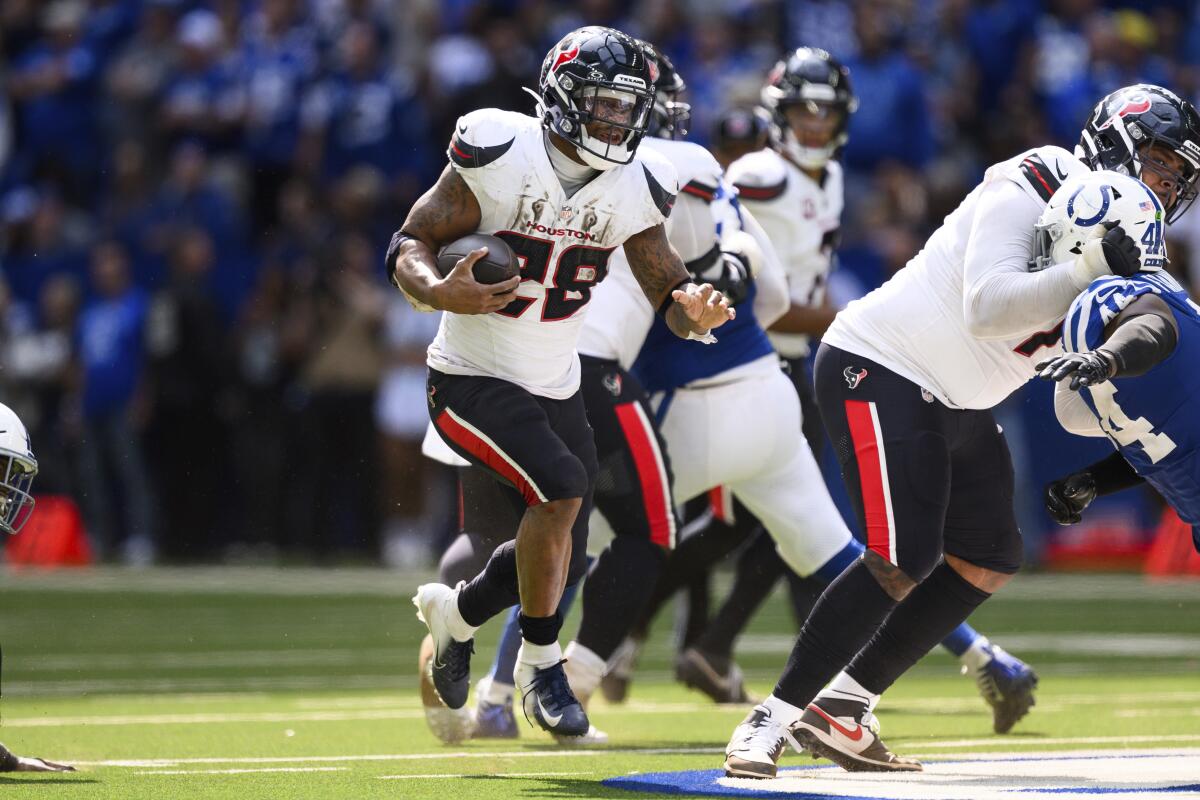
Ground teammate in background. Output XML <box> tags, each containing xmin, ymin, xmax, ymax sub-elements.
<box><xmin>391</xmin><ymin>27</ymin><xmax>733</xmax><ymax>741</ymax></box>
<box><xmin>722</xmin><ymin>83</ymin><xmax>1200</xmax><ymax>777</ymax></box>
<box><xmin>1034</xmin><ymin>174</ymin><xmax>1200</xmax><ymax>546</ymax></box>
<box><xmin>711</xmin><ymin>108</ymin><xmax>769</xmax><ymax>171</ymax></box>
<box><xmin>0</xmin><ymin>403</ymin><xmax>76</xmax><ymax>774</ymax></box>
<box><xmin>466</xmin><ymin>42</ymin><xmax>783</xmax><ymax>744</ymax></box>
<box><xmin>616</xmin><ymin>49</ymin><xmax>1040</xmax><ymax>735</ymax></box>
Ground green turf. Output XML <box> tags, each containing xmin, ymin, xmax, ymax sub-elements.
<box><xmin>0</xmin><ymin>569</ymin><xmax>1198</xmax><ymax>798</ymax></box>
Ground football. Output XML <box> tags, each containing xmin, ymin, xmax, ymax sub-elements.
<box><xmin>436</xmin><ymin>233</ymin><xmax>520</xmax><ymax>285</ymax></box>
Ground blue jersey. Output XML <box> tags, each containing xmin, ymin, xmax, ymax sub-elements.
<box><xmin>632</xmin><ymin>279</ymin><xmax>775</xmax><ymax>394</ymax></box>
<box><xmin>1063</xmin><ymin>270</ymin><xmax>1200</xmax><ymax>538</ymax></box>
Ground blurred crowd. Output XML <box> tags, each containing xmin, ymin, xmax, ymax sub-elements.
<box><xmin>1</xmin><ymin>0</ymin><xmax>1197</xmax><ymax>564</ymax></box>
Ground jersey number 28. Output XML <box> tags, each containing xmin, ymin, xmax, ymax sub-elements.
<box><xmin>493</xmin><ymin>231</ymin><xmax>613</xmax><ymax>321</ymax></box>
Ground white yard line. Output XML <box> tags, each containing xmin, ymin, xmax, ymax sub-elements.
<box><xmin>136</xmin><ymin>767</ymin><xmax>349</xmax><ymax>776</ymax></box>
<box><xmin>72</xmin><ymin>742</ymin><xmax>1200</xmax><ymax>769</ymax></box>
<box><xmin>379</xmin><ymin>771</ymin><xmax>590</xmax><ymax>780</ymax></box>
<box><xmin>73</xmin><ymin>748</ymin><xmax>715</xmax><ymax>768</ymax></box>
<box><xmin>5</xmin><ymin>709</ymin><xmax>429</xmax><ymax>727</ymax></box>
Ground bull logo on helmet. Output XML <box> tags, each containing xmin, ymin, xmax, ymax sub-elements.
<box><xmin>1097</xmin><ymin>95</ymin><xmax>1152</xmax><ymax>131</ymax></box>
<box><xmin>551</xmin><ymin>44</ymin><xmax>580</xmax><ymax>73</ymax></box>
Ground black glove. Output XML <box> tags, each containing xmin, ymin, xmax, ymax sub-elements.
<box><xmin>693</xmin><ymin>249</ymin><xmax>752</xmax><ymax>307</ymax></box>
<box><xmin>1035</xmin><ymin>350</ymin><xmax>1115</xmax><ymax>390</ymax></box>
<box><xmin>1099</xmin><ymin>221</ymin><xmax>1142</xmax><ymax>278</ymax></box>
<box><xmin>1044</xmin><ymin>471</ymin><xmax>1098</xmax><ymax>525</ymax></box>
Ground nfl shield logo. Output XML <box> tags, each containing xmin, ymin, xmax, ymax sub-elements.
<box><xmin>560</xmin><ymin>207</ymin><xmax>574</xmax><ymax>220</ymax></box>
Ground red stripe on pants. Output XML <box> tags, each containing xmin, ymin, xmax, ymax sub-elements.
<box><xmin>436</xmin><ymin>410</ymin><xmax>542</xmax><ymax>506</ymax></box>
<box><xmin>708</xmin><ymin>487</ymin><xmax>728</xmax><ymax>524</ymax></box>
<box><xmin>613</xmin><ymin>403</ymin><xmax>673</xmax><ymax>548</ymax></box>
<box><xmin>844</xmin><ymin>400</ymin><xmax>892</xmax><ymax>563</ymax></box>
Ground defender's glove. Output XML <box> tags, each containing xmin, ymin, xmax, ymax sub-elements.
<box><xmin>1076</xmin><ymin>221</ymin><xmax>1142</xmax><ymax>282</ymax></box>
<box><xmin>1035</xmin><ymin>350</ymin><xmax>1116</xmax><ymax>390</ymax></box>
<box><xmin>692</xmin><ymin>250</ymin><xmax>752</xmax><ymax>307</ymax></box>
<box><xmin>1044</xmin><ymin>471</ymin><xmax>1098</xmax><ymax>525</ymax></box>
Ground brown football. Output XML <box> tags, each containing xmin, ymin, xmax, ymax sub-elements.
<box><xmin>436</xmin><ymin>234</ymin><xmax>520</xmax><ymax>284</ymax></box>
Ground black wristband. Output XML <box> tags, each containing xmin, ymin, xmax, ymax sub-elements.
<box><xmin>385</xmin><ymin>230</ymin><xmax>419</xmax><ymax>288</ymax></box>
<box><xmin>1087</xmin><ymin>450</ymin><xmax>1143</xmax><ymax>495</ymax></box>
<box><xmin>657</xmin><ymin>278</ymin><xmax>693</xmax><ymax>316</ymax></box>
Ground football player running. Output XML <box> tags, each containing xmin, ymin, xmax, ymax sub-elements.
<box><xmin>0</xmin><ymin>403</ymin><xmax>76</xmax><ymax>774</ymax></box>
<box><xmin>391</xmin><ymin>27</ymin><xmax>733</xmax><ymax>740</ymax></box>
<box><xmin>1035</xmin><ymin>172</ymin><xmax>1200</xmax><ymax>550</ymax></box>
<box><xmin>722</xmin><ymin>83</ymin><xmax>1200</xmax><ymax>776</ymax></box>
<box><xmin>438</xmin><ymin>41</ymin><xmax>782</xmax><ymax>745</ymax></box>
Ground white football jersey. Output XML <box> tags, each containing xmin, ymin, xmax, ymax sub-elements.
<box><xmin>426</xmin><ymin>108</ymin><xmax>678</xmax><ymax>398</ymax></box>
<box><xmin>727</xmin><ymin>148</ymin><xmax>843</xmax><ymax>357</ymax></box>
<box><xmin>823</xmin><ymin>145</ymin><xmax>1091</xmax><ymax>410</ymax></box>
<box><xmin>578</xmin><ymin>136</ymin><xmax>729</xmax><ymax>369</ymax></box>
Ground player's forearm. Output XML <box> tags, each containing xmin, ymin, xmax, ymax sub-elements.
<box><xmin>386</xmin><ymin>231</ymin><xmax>444</xmax><ymax>310</ymax></box>
<box><xmin>964</xmin><ymin>264</ymin><xmax>1089</xmax><ymax>340</ymax></box>
<box><xmin>1081</xmin><ymin>450</ymin><xmax>1145</xmax><ymax>495</ymax></box>
<box><xmin>1099</xmin><ymin>309</ymin><xmax>1179</xmax><ymax>378</ymax></box>
<box><xmin>769</xmin><ymin>302</ymin><xmax>837</xmax><ymax>336</ymax></box>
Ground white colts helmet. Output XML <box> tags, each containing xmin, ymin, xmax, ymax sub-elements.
<box><xmin>1031</xmin><ymin>169</ymin><xmax>1167</xmax><ymax>272</ymax></box>
<box><xmin>0</xmin><ymin>403</ymin><xmax>36</xmax><ymax>535</ymax></box>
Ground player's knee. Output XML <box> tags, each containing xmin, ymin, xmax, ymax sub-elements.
<box><xmin>539</xmin><ymin>452</ymin><xmax>591</xmax><ymax>503</ymax></box>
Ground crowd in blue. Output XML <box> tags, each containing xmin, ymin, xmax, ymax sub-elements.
<box><xmin>1</xmin><ymin>0</ymin><xmax>1194</xmax><ymax>564</ymax></box>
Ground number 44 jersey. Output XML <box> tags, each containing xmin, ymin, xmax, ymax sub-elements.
<box><xmin>426</xmin><ymin>108</ymin><xmax>679</xmax><ymax>399</ymax></box>
<box><xmin>1063</xmin><ymin>270</ymin><xmax>1200</xmax><ymax>527</ymax></box>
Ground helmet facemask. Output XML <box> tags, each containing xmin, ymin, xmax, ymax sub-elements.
<box><xmin>0</xmin><ymin>450</ymin><xmax>36</xmax><ymax>536</ymax></box>
<box><xmin>537</xmin><ymin>29</ymin><xmax>656</xmax><ymax>171</ymax></box>
<box><xmin>779</xmin><ymin>98</ymin><xmax>845</xmax><ymax>170</ymax></box>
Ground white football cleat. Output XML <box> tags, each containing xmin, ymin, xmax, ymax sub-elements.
<box><xmin>417</xmin><ymin>634</ymin><xmax>475</xmax><ymax>744</ymax></box>
<box><xmin>413</xmin><ymin>582</ymin><xmax>474</xmax><ymax>710</ymax></box>
<box><xmin>723</xmin><ymin>704</ymin><xmax>803</xmax><ymax>779</ymax></box>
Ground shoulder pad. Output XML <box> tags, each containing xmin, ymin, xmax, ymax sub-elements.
<box><xmin>448</xmin><ymin>109</ymin><xmax>530</xmax><ymax>169</ymax></box>
<box><xmin>646</xmin><ymin>139</ymin><xmax>723</xmax><ymax>204</ymax></box>
<box><xmin>637</xmin><ymin>145</ymin><xmax>680</xmax><ymax>219</ymax></box>
<box><xmin>728</xmin><ymin>149</ymin><xmax>788</xmax><ymax>202</ymax></box>
<box><xmin>1012</xmin><ymin>145</ymin><xmax>1088</xmax><ymax>203</ymax></box>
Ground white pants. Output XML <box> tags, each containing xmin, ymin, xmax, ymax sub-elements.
<box><xmin>657</xmin><ymin>356</ymin><xmax>853</xmax><ymax>577</ymax></box>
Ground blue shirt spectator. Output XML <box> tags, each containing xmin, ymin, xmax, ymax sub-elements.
<box><xmin>78</xmin><ymin>242</ymin><xmax>148</xmax><ymax>418</ymax></box>
<box><xmin>300</xmin><ymin>22</ymin><xmax>432</xmax><ymax>183</ymax></box>
<box><xmin>235</xmin><ymin>7</ymin><xmax>319</xmax><ymax>168</ymax></box>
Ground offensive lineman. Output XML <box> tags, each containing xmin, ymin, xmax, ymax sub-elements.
<box><xmin>614</xmin><ymin>49</ymin><xmax>1040</xmax><ymax>736</ymax></box>
<box><xmin>722</xmin><ymin>83</ymin><xmax>1200</xmax><ymax>776</ymax></box>
<box><xmin>391</xmin><ymin>27</ymin><xmax>733</xmax><ymax>739</ymax></box>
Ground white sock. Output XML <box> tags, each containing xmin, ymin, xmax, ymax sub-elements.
<box><xmin>960</xmin><ymin>634</ymin><xmax>993</xmax><ymax>673</ymax></box>
<box><xmin>823</xmin><ymin>671</ymin><xmax>881</xmax><ymax>712</ymax></box>
<box><xmin>445</xmin><ymin>582</ymin><xmax>479</xmax><ymax>643</ymax></box>
<box><xmin>761</xmin><ymin>694</ymin><xmax>804</xmax><ymax>727</ymax></box>
<box><xmin>482</xmin><ymin>675</ymin><xmax>514</xmax><ymax>705</ymax></box>
<box><xmin>517</xmin><ymin>639</ymin><xmax>562</xmax><ymax>669</ymax></box>
<box><xmin>563</xmin><ymin>641</ymin><xmax>605</xmax><ymax>696</ymax></box>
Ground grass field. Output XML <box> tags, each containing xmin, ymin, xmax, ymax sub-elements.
<box><xmin>1</xmin><ymin>568</ymin><xmax>1199</xmax><ymax>799</ymax></box>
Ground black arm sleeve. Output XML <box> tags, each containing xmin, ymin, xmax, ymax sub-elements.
<box><xmin>1100</xmin><ymin>293</ymin><xmax>1179</xmax><ymax>377</ymax></box>
<box><xmin>1087</xmin><ymin>450</ymin><xmax>1145</xmax><ymax>495</ymax></box>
